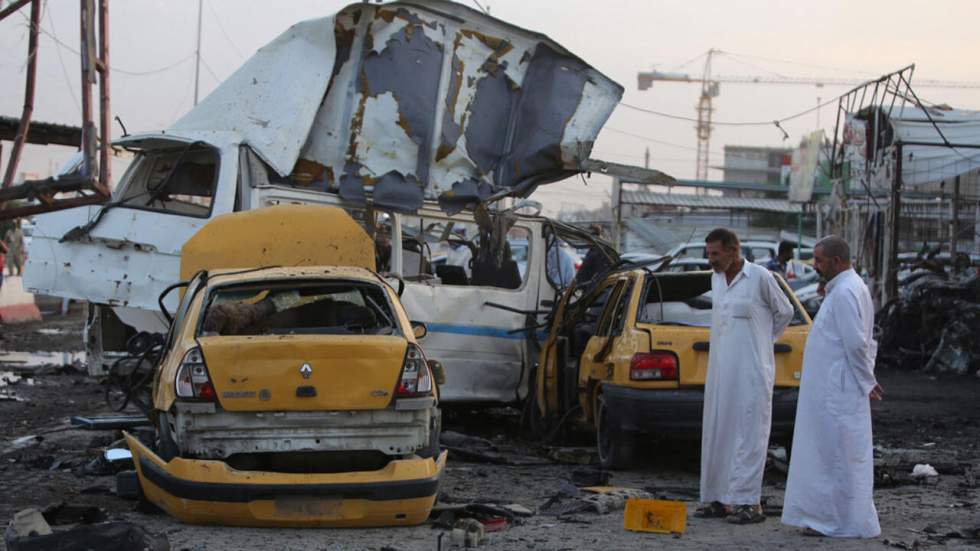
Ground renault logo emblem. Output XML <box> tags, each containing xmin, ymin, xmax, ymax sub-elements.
<box><xmin>299</xmin><ymin>363</ymin><xmax>313</xmax><ymax>379</ymax></box>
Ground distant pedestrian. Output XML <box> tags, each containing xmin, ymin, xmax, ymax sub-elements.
<box><xmin>574</xmin><ymin>224</ymin><xmax>613</xmax><ymax>288</ymax></box>
<box><xmin>546</xmin><ymin>238</ymin><xmax>575</xmax><ymax>289</ymax></box>
<box><xmin>765</xmin><ymin>241</ymin><xmax>795</xmax><ymax>277</ymax></box>
<box><xmin>6</xmin><ymin>224</ymin><xmax>24</xmax><ymax>276</ymax></box>
<box><xmin>698</xmin><ymin>228</ymin><xmax>794</xmax><ymax>524</ymax></box>
<box><xmin>781</xmin><ymin>235</ymin><xmax>882</xmax><ymax>538</ymax></box>
<box><xmin>0</xmin><ymin>239</ymin><xmax>7</xmax><ymax>290</ymax></box>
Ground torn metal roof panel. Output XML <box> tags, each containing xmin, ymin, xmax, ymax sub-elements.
<box><xmin>622</xmin><ymin>190</ymin><xmax>804</xmax><ymax>214</ymax></box>
<box><xmin>171</xmin><ymin>1</ymin><xmax>623</xmax><ymax>213</ymax></box>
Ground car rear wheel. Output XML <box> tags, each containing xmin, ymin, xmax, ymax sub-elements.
<box><xmin>596</xmin><ymin>395</ymin><xmax>635</xmax><ymax>470</ymax></box>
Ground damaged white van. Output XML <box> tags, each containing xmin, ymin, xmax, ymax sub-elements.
<box><xmin>24</xmin><ymin>0</ymin><xmax>630</xmax><ymax>406</ymax></box>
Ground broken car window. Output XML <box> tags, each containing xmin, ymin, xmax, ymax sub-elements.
<box><xmin>116</xmin><ymin>144</ymin><xmax>217</xmax><ymax>218</ymax></box>
<box><xmin>199</xmin><ymin>280</ymin><xmax>397</xmax><ymax>336</ymax></box>
<box><xmin>398</xmin><ymin>215</ymin><xmax>530</xmax><ymax>289</ymax></box>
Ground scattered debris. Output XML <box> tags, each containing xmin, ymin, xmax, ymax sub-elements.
<box><xmin>882</xmin><ymin>537</ymin><xmax>922</xmax><ymax>550</ymax></box>
<box><xmin>570</xmin><ymin>467</ymin><xmax>610</xmax><ymax>487</ymax></box>
<box><xmin>962</xmin><ymin>466</ymin><xmax>977</xmax><ymax>488</ymax></box>
<box><xmin>80</xmin><ymin>447</ymin><xmax>133</xmax><ymax>477</ymax></box>
<box><xmin>480</xmin><ymin>517</ymin><xmax>508</xmax><ymax>533</ymax></box>
<box><xmin>4</xmin><ymin>509</ymin><xmax>52</xmax><ymax>540</ymax></box>
<box><xmin>4</xmin><ymin>516</ymin><xmax>169</xmax><ymax>551</ymax></box>
<box><xmin>0</xmin><ymin>351</ymin><xmax>86</xmax><ymax>374</ymax></box>
<box><xmin>104</xmin><ymin>448</ymin><xmax>133</xmax><ymax>463</ymax></box>
<box><xmin>439</xmin><ymin>431</ymin><xmax>550</xmax><ymax>466</ymax></box>
<box><xmin>115</xmin><ymin>470</ymin><xmax>141</xmax><ymax>500</ymax></box>
<box><xmin>430</xmin><ymin>501</ymin><xmax>532</xmax><ymax>530</ymax></box>
<box><xmin>41</xmin><ymin>502</ymin><xmax>107</xmax><ymax>526</ymax></box>
<box><xmin>450</xmin><ymin>518</ymin><xmax>485</xmax><ymax>548</ymax></box>
<box><xmin>912</xmin><ymin>464</ymin><xmax>940</xmax><ymax>478</ymax></box>
<box><xmin>3</xmin><ymin>435</ymin><xmax>42</xmax><ymax>454</ymax></box>
<box><xmin>547</xmin><ymin>447</ymin><xmax>598</xmax><ymax>466</ymax></box>
<box><xmin>642</xmin><ymin>485</ymin><xmax>701</xmax><ymax>503</ymax></box>
<box><xmin>767</xmin><ymin>447</ymin><xmax>790</xmax><ymax>475</ymax></box>
<box><xmin>0</xmin><ymin>372</ymin><xmax>29</xmax><ymax>402</ymax></box>
<box><xmin>877</xmin><ymin>274</ymin><xmax>980</xmax><ymax>376</ymax></box>
<box><xmin>541</xmin><ymin>483</ymin><xmax>652</xmax><ymax>517</ymax></box>
<box><xmin>69</xmin><ymin>415</ymin><xmax>151</xmax><ymax>431</ymax></box>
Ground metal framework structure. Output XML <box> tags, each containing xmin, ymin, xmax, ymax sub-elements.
<box><xmin>637</xmin><ymin>52</ymin><xmax>980</xmax><ymax>184</ymax></box>
<box><xmin>828</xmin><ymin>65</ymin><xmax>980</xmax><ymax>304</ymax></box>
<box><xmin>0</xmin><ymin>0</ymin><xmax>112</xmax><ymax>221</ymax></box>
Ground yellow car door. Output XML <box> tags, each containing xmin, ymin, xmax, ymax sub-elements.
<box><xmin>577</xmin><ymin>279</ymin><xmax>628</xmax><ymax>390</ymax></box>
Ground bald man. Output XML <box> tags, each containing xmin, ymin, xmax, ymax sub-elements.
<box><xmin>781</xmin><ymin>236</ymin><xmax>882</xmax><ymax>538</ymax></box>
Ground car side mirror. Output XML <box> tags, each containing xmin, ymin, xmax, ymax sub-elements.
<box><xmin>411</xmin><ymin>321</ymin><xmax>427</xmax><ymax>339</ymax></box>
<box><xmin>427</xmin><ymin>359</ymin><xmax>446</xmax><ymax>385</ymax></box>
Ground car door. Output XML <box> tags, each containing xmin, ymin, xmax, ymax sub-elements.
<box><xmin>577</xmin><ymin>279</ymin><xmax>628</xmax><ymax>385</ymax></box>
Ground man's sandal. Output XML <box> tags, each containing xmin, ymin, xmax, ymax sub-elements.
<box><xmin>726</xmin><ymin>505</ymin><xmax>766</xmax><ymax>524</ymax></box>
<box><xmin>801</xmin><ymin>527</ymin><xmax>826</xmax><ymax>537</ymax></box>
<box><xmin>694</xmin><ymin>501</ymin><xmax>728</xmax><ymax>518</ymax></box>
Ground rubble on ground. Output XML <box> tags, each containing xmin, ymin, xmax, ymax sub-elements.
<box><xmin>5</xmin><ymin>507</ymin><xmax>169</xmax><ymax>551</ymax></box>
<box><xmin>876</xmin><ymin>272</ymin><xmax>980</xmax><ymax>376</ymax></box>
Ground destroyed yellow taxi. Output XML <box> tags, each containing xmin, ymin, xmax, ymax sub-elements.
<box><xmin>126</xmin><ymin>205</ymin><xmax>446</xmax><ymax>527</ymax></box>
<box><xmin>532</xmin><ymin>264</ymin><xmax>811</xmax><ymax>469</ymax></box>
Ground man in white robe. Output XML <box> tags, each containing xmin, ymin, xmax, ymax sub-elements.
<box><xmin>699</xmin><ymin>228</ymin><xmax>794</xmax><ymax>524</ymax></box>
<box><xmin>782</xmin><ymin>235</ymin><xmax>882</xmax><ymax>538</ymax></box>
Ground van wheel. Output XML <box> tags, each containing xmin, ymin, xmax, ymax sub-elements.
<box><xmin>596</xmin><ymin>395</ymin><xmax>635</xmax><ymax>470</ymax></box>
<box><xmin>156</xmin><ymin>413</ymin><xmax>178</xmax><ymax>462</ymax></box>
<box><xmin>522</xmin><ymin>385</ymin><xmax>549</xmax><ymax>439</ymax></box>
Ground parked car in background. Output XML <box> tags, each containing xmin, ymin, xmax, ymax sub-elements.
<box><xmin>667</xmin><ymin>240</ymin><xmax>814</xmax><ymax>268</ymax></box>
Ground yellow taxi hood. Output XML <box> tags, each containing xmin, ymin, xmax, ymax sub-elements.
<box><xmin>180</xmin><ymin>205</ymin><xmax>375</xmax><ymax>281</ymax></box>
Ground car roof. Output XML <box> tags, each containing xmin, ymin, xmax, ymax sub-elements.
<box><xmin>205</xmin><ymin>266</ymin><xmax>383</xmax><ymax>287</ymax></box>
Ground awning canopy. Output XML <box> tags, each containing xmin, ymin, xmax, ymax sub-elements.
<box><xmin>845</xmin><ymin>104</ymin><xmax>980</xmax><ymax>188</ymax></box>
<box><xmin>621</xmin><ymin>190</ymin><xmax>803</xmax><ymax>214</ymax></box>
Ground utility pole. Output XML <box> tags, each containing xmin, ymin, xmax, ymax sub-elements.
<box><xmin>193</xmin><ymin>0</ymin><xmax>203</xmax><ymax>106</ymax></box>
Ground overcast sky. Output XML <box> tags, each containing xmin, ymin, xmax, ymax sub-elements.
<box><xmin>2</xmin><ymin>0</ymin><xmax>979</xmax><ymax>215</ymax></box>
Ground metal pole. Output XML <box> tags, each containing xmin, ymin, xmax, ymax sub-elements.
<box><xmin>80</xmin><ymin>0</ymin><xmax>96</xmax><ymax>180</ymax></box>
<box><xmin>2</xmin><ymin>0</ymin><xmax>41</xmax><ymax>190</ymax></box>
<box><xmin>797</xmin><ymin>208</ymin><xmax>803</xmax><ymax>259</ymax></box>
<box><xmin>0</xmin><ymin>0</ymin><xmax>31</xmax><ymax>23</ymax></box>
<box><xmin>886</xmin><ymin>143</ymin><xmax>902</xmax><ymax>302</ymax></box>
<box><xmin>391</xmin><ymin>212</ymin><xmax>403</xmax><ymax>276</ymax></box>
<box><xmin>612</xmin><ymin>177</ymin><xmax>622</xmax><ymax>251</ymax></box>
<box><xmin>193</xmin><ymin>0</ymin><xmax>203</xmax><ymax>106</ymax></box>
<box><xmin>96</xmin><ymin>0</ymin><xmax>111</xmax><ymax>195</ymax></box>
<box><xmin>816</xmin><ymin>202</ymin><xmax>823</xmax><ymax>238</ymax></box>
<box><xmin>950</xmin><ymin>175</ymin><xmax>960</xmax><ymax>256</ymax></box>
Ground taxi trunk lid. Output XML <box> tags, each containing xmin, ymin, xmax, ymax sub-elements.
<box><xmin>198</xmin><ymin>335</ymin><xmax>408</xmax><ymax>411</ymax></box>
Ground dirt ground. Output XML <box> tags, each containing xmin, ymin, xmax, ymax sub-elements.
<box><xmin>1</xmin><ymin>307</ymin><xmax>978</xmax><ymax>550</ymax></box>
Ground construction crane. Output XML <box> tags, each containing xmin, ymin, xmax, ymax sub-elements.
<box><xmin>637</xmin><ymin>49</ymin><xmax>980</xmax><ymax>180</ymax></box>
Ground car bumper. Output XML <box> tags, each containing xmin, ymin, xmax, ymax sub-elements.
<box><xmin>601</xmin><ymin>384</ymin><xmax>798</xmax><ymax>439</ymax></box>
<box><xmin>125</xmin><ymin>433</ymin><xmax>446</xmax><ymax>527</ymax></box>
<box><xmin>172</xmin><ymin>402</ymin><xmax>434</xmax><ymax>458</ymax></box>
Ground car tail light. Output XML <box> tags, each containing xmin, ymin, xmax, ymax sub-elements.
<box><xmin>175</xmin><ymin>347</ymin><xmax>216</xmax><ymax>401</ymax></box>
<box><xmin>395</xmin><ymin>344</ymin><xmax>433</xmax><ymax>397</ymax></box>
<box><xmin>630</xmin><ymin>352</ymin><xmax>678</xmax><ymax>380</ymax></box>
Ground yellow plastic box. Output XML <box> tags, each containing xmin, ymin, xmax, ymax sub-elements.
<box><xmin>623</xmin><ymin>498</ymin><xmax>687</xmax><ymax>535</ymax></box>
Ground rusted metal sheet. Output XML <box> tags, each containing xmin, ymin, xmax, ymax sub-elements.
<box><xmin>175</xmin><ymin>0</ymin><xmax>623</xmax><ymax>213</ymax></box>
